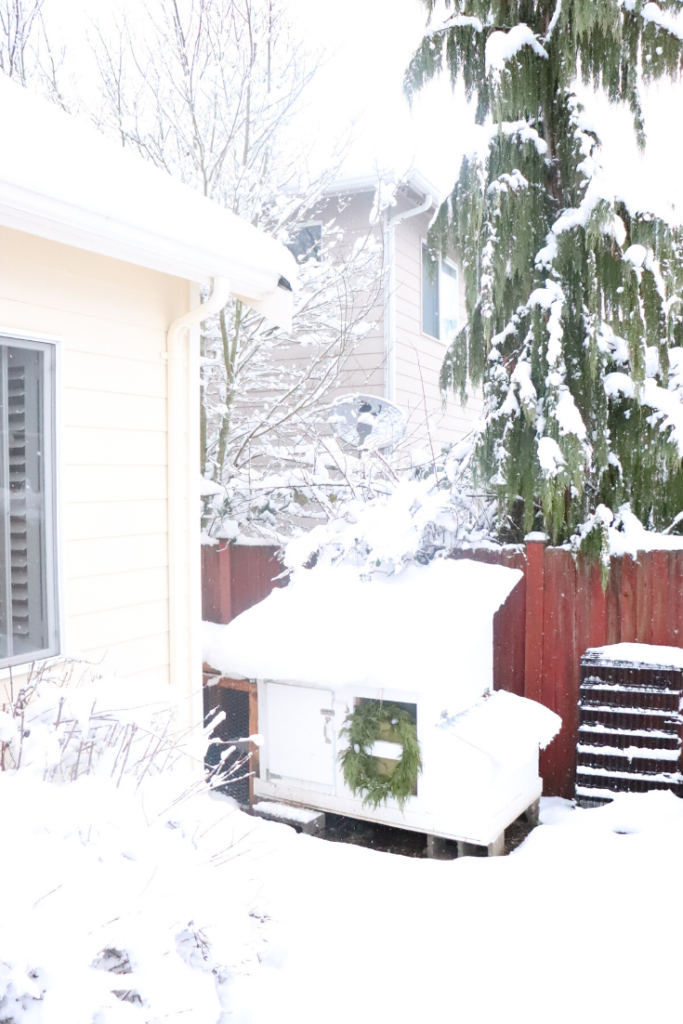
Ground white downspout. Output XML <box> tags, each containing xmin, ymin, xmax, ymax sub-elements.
<box><xmin>384</xmin><ymin>194</ymin><xmax>433</xmax><ymax>404</ymax></box>
<box><xmin>383</xmin><ymin>209</ymin><xmax>395</xmax><ymax>403</ymax></box>
<box><xmin>166</xmin><ymin>276</ymin><xmax>231</xmax><ymax>721</ymax></box>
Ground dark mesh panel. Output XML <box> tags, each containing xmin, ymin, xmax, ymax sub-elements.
<box><xmin>205</xmin><ymin>686</ymin><xmax>251</xmax><ymax>804</ymax></box>
<box><xmin>576</xmin><ymin>652</ymin><xmax>683</xmax><ymax>804</ymax></box>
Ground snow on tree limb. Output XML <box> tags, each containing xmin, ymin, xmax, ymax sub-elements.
<box><xmin>485</xmin><ymin>24</ymin><xmax>549</xmax><ymax>76</ymax></box>
<box><xmin>412</xmin><ymin>0</ymin><xmax>683</xmax><ymax>543</ymax></box>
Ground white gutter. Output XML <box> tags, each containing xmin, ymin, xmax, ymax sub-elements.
<box><xmin>166</xmin><ymin>277</ymin><xmax>231</xmax><ymax>716</ymax></box>
<box><xmin>0</xmin><ymin>75</ymin><xmax>297</xmax><ymax>322</ymax></box>
<box><xmin>383</xmin><ymin>194</ymin><xmax>433</xmax><ymax>403</ymax></box>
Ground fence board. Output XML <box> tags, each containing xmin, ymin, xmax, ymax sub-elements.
<box><xmin>539</xmin><ymin>548</ymin><xmax>562</xmax><ymax>790</ymax></box>
<box><xmin>636</xmin><ymin>551</ymin><xmax>654</xmax><ymax>643</ymax></box>
<box><xmin>524</xmin><ymin>541</ymin><xmax>545</xmax><ymax>703</ymax></box>
<box><xmin>621</xmin><ymin>555</ymin><xmax>638</xmax><ymax>642</ymax></box>
<box><xmin>493</xmin><ymin>550</ymin><xmax>526</xmax><ymax>696</ymax></box>
<box><xmin>606</xmin><ymin>556</ymin><xmax>622</xmax><ymax>645</ymax></box>
<box><xmin>652</xmin><ymin>551</ymin><xmax>669</xmax><ymax>647</ymax></box>
<box><xmin>556</xmin><ymin>552</ymin><xmax>578</xmax><ymax>798</ymax></box>
<box><xmin>588</xmin><ymin>560</ymin><xmax>607</xmax><ymax>648</ymax></box>
<box><xmin>575</xmin><ymin>555</ymin><xmax>592</xmax><ymax>661</ymax></box>
<box><xmin>201</xmin><ymin>543</ymin><xmax>232</xmax><ymax>624</ymax></box>
<box><xmin>670</xmin><ymin>553</ymin><xmax>683</xmax><ymax>649</ymax></box>
<box><xmin>230</xmin><ymin>545</ymin><xmax>285</xmax><ymax>619</ymax></box>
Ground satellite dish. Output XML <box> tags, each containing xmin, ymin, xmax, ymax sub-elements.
<box><xmin>327</xmin><ymin>393</ymin><xmax>406</xmax><ymax>451</ymax></box>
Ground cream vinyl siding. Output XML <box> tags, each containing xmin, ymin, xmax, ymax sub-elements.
<box><xmin>0</xmin><ymin>225</ymin><xmax>192</xmax><ymax>687</ymax></box>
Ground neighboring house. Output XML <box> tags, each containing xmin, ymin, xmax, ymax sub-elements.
<box><xmin>306</xmin><ymin>171</ymin><xmax>484</xmax><ymax>453</ymax></box>
<box><xmin>0</xmin><ymin>75</ymin><xmax>295</xmax><ymax>726</ymax></box>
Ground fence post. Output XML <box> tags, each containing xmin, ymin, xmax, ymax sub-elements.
<box><xmin>201</xmin><ymin>542</ymin><xmax>233</xmax><ymax>624</ymax></box>
<box><xmin>524</xmin><ymin>533</ymin><xmax>547</xmax><ymax>703</ymax></box>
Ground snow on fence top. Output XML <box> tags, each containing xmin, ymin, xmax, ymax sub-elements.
<box><xmin>0</xmin><ymin>75</ymin><xmax>296</xmax><ymax>323</ymax></box>
<box><xmin>584</xmin><ymin>643</ymin><xmax>683</xmax><ymax>670</ymax></box>
<box><xmin>203</xmin><ymin>558</ymin><xmax>522</xmax><ymax>710</ymax></box>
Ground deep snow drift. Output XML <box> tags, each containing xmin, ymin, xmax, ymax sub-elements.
<box><xmin>2</xmin><ymin>670</ymin><xmax>681</xmax><ymax>1024</ymax></box>
<box><xmin>0</xmin><ymin>671</ymin><xmax>271</xmax><ymax>1023</ymax></box>
<box><xmin>229</xmin><ymin>791</ymin><xmax>683</xmax><ymax>1024</ymax></box>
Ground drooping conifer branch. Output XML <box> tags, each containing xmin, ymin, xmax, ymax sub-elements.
<box><xmin>408</xmin><ymin>0</ymin><xmax>683</xmax><ymax>542</ymax></box>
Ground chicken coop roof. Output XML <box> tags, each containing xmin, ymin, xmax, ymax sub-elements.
<box><xmin>203</xmin><ymin>558</ymin><xmax>523</xmax><ymax>709</ymax></box>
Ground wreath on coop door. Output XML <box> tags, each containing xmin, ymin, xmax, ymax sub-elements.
<box><xmin>338</xmin><ymin>700</ymin><xmax>422</xmax><ymax>810</ymax></box>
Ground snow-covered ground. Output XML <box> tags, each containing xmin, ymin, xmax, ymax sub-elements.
<box><xmin>228</xmin><ymin>792</ymin><xmax>683</xmax><ymax>1024</ymax></box>
<box><xmin>2</xmin><ymin>674</ymin><xmax>682</xmax><ymax>1023</ymax></box>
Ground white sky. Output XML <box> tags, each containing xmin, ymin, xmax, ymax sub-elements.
<box><xmin>41</xmin><ymin>0</ymin><xmax>476</xmax><ymax>198</ymax></box>
<box><xmin>41</xmin><ymin>0</ymin><xmax>683</xmax><ymax>213</ymax></box>
<box><xmin>283</xmin><ymin>0</ymin><xmax>473</xmax><ymax>195</ymax></box>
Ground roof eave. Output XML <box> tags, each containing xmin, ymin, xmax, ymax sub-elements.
<box><xmin>324</xmin><ymin>169</ymin><xmax>442</xmax><ymax>207</ymax></box>
<box><xmin>0</xmin><ymin>180</ymin><xmax>295</xmax><ymax>328</ymax></box>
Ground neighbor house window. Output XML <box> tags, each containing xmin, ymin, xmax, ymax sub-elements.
<box><xmin>286</xmin><ymin>222</ymin><xmax>322</xmax><ymax>263</ymax></box>
<box><xmin>0</xmin><ymin>337</ymin><xmax>58</xmax><ymax>666</ymax></box>
<box><xmin>422</xmin><ymin>242</ymin><xmax>459</xmax><ymax>344</ymax></box>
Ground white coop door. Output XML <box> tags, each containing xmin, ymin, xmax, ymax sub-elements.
<box><xmin>266</xmin><ymin>682</ymin><xmax>335</xmax><ymax>786</ymax></box>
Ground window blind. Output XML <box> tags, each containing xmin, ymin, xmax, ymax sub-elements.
<box><xmin>0</xmin><ymin>340</ymin><xmax>57</xmax><ymax>665</ymax></box>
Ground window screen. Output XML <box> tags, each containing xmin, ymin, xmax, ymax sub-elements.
<box><xmin>441</xmin><ymin>260</ymin><xmax>458</xmax><ymax>345</ymax></box>
<box><xmin>422</xmin><ymin>243</ymin><xmax>440</xmax><ymax>339</ymax></box>
<box><xmin>0</xmin><ymin>339</ymin><xmax>58</xmax><ymax>665</ymax></box>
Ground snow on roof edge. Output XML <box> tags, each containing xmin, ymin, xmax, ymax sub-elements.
<box><xmin>0</xmin><ymin>75</ymin><xmax>297</xmax><ymax>315</ymax></box>
<box><xmin>202</xmin><ymin>559</ymin><xmax>523</xmax><ymax>701</ymax></box>
<box><xmin>325</xmin><ymin>169</ymin><xmax>442</xmax><ymax>206</ymax></box>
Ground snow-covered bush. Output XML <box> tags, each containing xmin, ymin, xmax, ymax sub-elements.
<box><xmin>283</xmin><ymin>434</ymin><xmax>498</xmax><ymax>576</ymax></box>
<box><xmin>0</xmin><ymin>663</ymin><xmax>260</xmax><ymax>1023</ymax></box>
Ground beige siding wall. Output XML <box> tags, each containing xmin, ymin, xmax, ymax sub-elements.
<box><xmin>242</xmin><ymin>190</ymin><xmax>481</xmax><ymax>461</ymax></box>
<box><xmin>319</xmin><ymin>190</ymin><xmax>386</xmax><ymax>400</ymax></box>
<box><xmin>392</xmin><ymin>198</ymin><xmax>484</xmax><ymax>451</ymax></box>
<box><xmin>323</xmin><ymin>189</ymin><xmax>483</xmax><ymax>453</ymax></box>
<box><xmin>0</xmin><ymin>226</ymin><xmax>191</xmax><ymax>686</ymax></box>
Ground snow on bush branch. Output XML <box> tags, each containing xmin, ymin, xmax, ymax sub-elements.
<box><xmin>283</xmin><ymin>435</ymin><xmax>498</xmax><ymax>576</ymax></box>
<box><xmin>0</xmin><ymin>661</ymin><xmax>263</xmax><ymax>1023</ymax></box>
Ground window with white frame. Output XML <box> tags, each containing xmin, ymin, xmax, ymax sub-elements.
<box><xmin>0</xmin><ymin>336</ymin><xmax>58</xmax><ymax>667</ymax></box>
<box><xmin>422</xmin><ymin>242</ymin><xmax>459</xmax><ymax>344</ymax></box>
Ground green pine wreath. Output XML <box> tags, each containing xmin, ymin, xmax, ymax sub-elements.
<box><xmin>338</xmin><ymin>700</ymin><xmax>422</xmax><ymax>811</ymax></box>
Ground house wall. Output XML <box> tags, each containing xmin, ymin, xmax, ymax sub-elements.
<box><xmin>392</xmin><ymin>196</ymin><xmax>484</xmax><ymax>451</ymax></box>
<box><xmin>321</xmin><ymin>187</ymin><xmax>484</xmax><ymax>454</ymax></box>
<box><xmin>0</xmin><ymin>226</ymin><xmax>194</xmax><ymax>690</ymax></box>
<box><xmin>321</xmin><ymin>190</ymin><xmax>386</xmax><ymax>399</ymax></box>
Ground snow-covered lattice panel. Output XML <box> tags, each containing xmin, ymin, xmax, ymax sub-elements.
<box><xmin>576</xmin><ymin>646</ymin><xmax>683</xmax><ymax>804</ymax></box>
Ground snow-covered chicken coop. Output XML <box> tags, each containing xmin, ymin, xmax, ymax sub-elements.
<box><xmin>203</xmin><ymin>558</ymin><xmax>560</xmax><ymax>853</ymax></box>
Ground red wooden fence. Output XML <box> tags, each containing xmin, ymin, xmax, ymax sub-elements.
<box><xmin>202</xmin><ymin>539</ymin><xmax>683</xmax><ymax>799</ymax></box>
<box><xmin>524</xmin><ymin>544</ymin><xmax>683</xmax><ymax>797</ymax></box>
<box><xmin>202</xmin><ymin>541</ymin><xmax>286</xmax><ymax>624</ymax></box>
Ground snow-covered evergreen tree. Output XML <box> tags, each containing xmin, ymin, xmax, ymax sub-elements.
<box><xmin>406</xmin><ymin>1</ymin><xmax>683</xmax><ymax>543</ymax></box>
